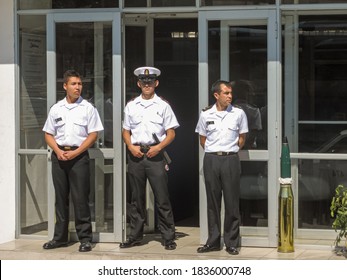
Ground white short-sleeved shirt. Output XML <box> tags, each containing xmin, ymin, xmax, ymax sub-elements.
<box><xmin>195</xmin><ymin>104</ymin><xmax>248</xmax><ymax>153</ymax></box>
<box><xmin>43</xmin><ymin>97</ymin><xmax>104</xmax><ymax>147</ymax></box>
<box><xmin>123</xmin><ymin>94</ymin><xmax>179</xmax><ymax>145</ymax></box>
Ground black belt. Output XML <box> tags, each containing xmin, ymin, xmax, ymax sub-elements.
<box><xmin>207</xmin><ymin>151</ymin><xmax>237</xmax><ymax>156</ymax></box>
<box><xmin>133</xmin><ymin>143</ymin><xmax>156</xmax><ymax>146</ymax></box>
<box><xmin>58</xmin><ymin>145</ymin><xmax>79</xmax><ymax>151</ymax></box>
<box><xmin>133</xmin><ymin>143</ymin><xmax>156</xmax><ymax>154</ymax></box>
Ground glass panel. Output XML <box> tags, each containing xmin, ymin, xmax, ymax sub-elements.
<box><xmin>125</xmin><ymin>26</ymin><xmax>146</xmax><ymax>101</ymax></box>
<box><xmin>90</xmin><ymin>159</ymin><xmax>114</xmax><ymax>233</ymax></box>
<box><xmin>151</xmin><ymin>0</ymin><xmax>195</xmax><ymax>6</ymax></box>
<box><xmin>18</xmin><ymin>0</ymin><xmax>118</xmax><ymax>9</ymax></box>
<box><xmin>299</xmin><ymin>124</ymin><xmax>347</xmax><ymax>153</ymax></box>
<box><xmin>282</xmin><ymin>0</ymin><xmax>347</xmax><ymax>4</ymax></box>
<box><xmin>298</xmin><ymin>15</ymin><xmax>347</xmax><ymax>152</ymax></box>
<box><xmin>124</xmin><ymin>0</ymin><xmax>194</xmax><ymax>7</ymax></box>
<box><xmin>208</xmin><ymin>21</ymin><xmax>268</xmax><ymax>150</ymax></box>
<box><xmin>298</xmin><ymin>159</ymin><xmax>347</xmax><ymax>229</ymax></box>
<box><xmin>52</xmin><ymin>0</ymin><xmax>118</xmax><ymax>8</ymax></box>
<box><xmin>55</xmin><ymin>22</ymin><xmax>114</xmax><ymax>236</ymax></box>
<box><xmin>18</xmin><ymin>0</ymin><xmax>51</xmax><ymax>9</ymax></box>
<box><xmin>124</xmin><ymin>0</ymin><xmax>147</xmax><ymax>7</ymax></box>
<box><xmin>208</xmin><ymin>21</ymin><xmax>268</xmax><ymax>228</ymax></box>
<box><xmin>20</xmin><ymin>154</ymin><xmax>48</xmax><ymax>236</ymax></box>
<box><xmin>56</xmin><ymin>22</ymin><xmax>113</xmax><ymax>148</ymax></box>
<box><xmin>19</xmin><ymin>15</ymin><xmax>47</xmax><ymax>149</ymax></box>
<box><xmin>240</xmin><ymin>162</ymin><xmax>268</xmax><ymax>227</ymax></box>
<box><xmin>154</xmin><ymin>19</ymin><xmax>199</xmax><ymax>225</ymax></box>
<box><xmin>201</xmin><ymin>0</ymin><xmax>275</xmax><ymax>6</ymax></box>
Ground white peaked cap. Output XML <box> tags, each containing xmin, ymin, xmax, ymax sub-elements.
<box><xmin>134</xmin><ymin>66</ymin><xmax>161</xmax><ymax>77</ymax></box>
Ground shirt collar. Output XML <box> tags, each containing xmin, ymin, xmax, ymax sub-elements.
<box><xmin>135</xmin><ymin>93</ymin><xmax>159</xmax><ymax>105</ymax></box>
<box><xmin>62</xmin><ymin>96</ymin><xmax>84</xmax><ymax>108</ymax></box>
<box><xmin>207</xmin><ymin>103</ymin><xmax>233</xmax><ymax>114</ymax></box>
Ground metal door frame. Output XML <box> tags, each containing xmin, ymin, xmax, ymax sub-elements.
<box><xmin>198</xmin><ymin>9</ymin><xmax>281</xmax><ymax>247</ymax></box>
<box><xmin>46</xmin><ymin>12</ymin><xmax>123</xmax><ymax>242</ymax></box>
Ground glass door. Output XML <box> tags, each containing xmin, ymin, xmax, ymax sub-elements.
<box><xmin>198</xmin><ymin>10</ymin><xmax>280</xmax><ymax>247</ymax></box>
<box><xmin>284</xmin><ymin>14</ymin><xmax>347</xmax><ymax>242</ymax></box>
<box><xmin>46</xmin><ymin>12</ymin><xmax>123</xmax><ymax>242</ymax></box>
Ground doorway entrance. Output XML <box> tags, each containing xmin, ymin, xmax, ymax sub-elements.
<box><xmin>124</xmin><ymin>16</ymin><xmax>200</xmax><ymax>229</ymax></box>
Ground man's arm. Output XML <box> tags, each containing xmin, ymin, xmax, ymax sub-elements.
<box><xmin>238</xmin><ymin>133</ymin><xmax>247</xmax><ymax>150</ymax></box>
<box><xmin>122</xmin><ymin>128</ymin><xmax>143</xmax><ymax>158</ymax></box>
<box><xmin>199</xmin><ymin>135</ymin><xmax>206</xmax><ymax>150</ymax></box>
<box><xmin>45</xmin><ymin>132</ymin><xmax>67</xmax><ymax>161</ymax></box>
<box><xmin>147</xmin><ymin>128</ymin><xmax>175</xmax><ymax>158</ymax></box>
<box><xmin>63</xmin><ymin>132</ymin><xmax>98</xmax><ymax>160</ymax></box>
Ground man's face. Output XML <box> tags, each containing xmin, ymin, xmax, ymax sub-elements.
<box><xmin>137</xmin><ymin>78</ymin><xmax>158</xmax><ymax>96</ymax></box>
<box><xmin>214</xmin><ymin>83</ymin><xmax>232</xmax><ymax>107</ymax></box>
<box><xmin>63</xmin><ymin>76</ymin><xmax>82</xmax><ymax>101</ymax></box>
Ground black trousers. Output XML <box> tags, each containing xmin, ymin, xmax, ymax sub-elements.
<box><xmin>203</xmin><ymin>153</ymin><xmax>241</xmax><ymax>248</ymax></box>
<box><xmin>127</xmin><ymin>153</ymin><xmax>175</xmax><ymax>242</ymax></box>
<box><xmin>51</xmin><ymin>151</ymin><xmax>92</xmax><ymax>243</ymax></box>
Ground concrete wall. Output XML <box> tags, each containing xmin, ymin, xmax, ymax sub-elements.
<box><xmin>0</xmin><ymin>0</ymin><xmax>16</xmax><ymax>243</ymax></box>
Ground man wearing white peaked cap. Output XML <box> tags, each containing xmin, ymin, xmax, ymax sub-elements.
<box><xmin>121</xmin><ymin>66</ymin><xmax>179</xmax><ymax>250</ymax></box>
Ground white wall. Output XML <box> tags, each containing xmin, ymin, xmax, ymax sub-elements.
<box><xmin>0</xmin><ymin>0</ymin><xmax>16</xmax><ymax>244</ymax></box>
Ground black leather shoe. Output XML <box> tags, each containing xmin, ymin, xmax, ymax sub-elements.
<box><xmin>197</xmin><ymin>244</ymin><xmax>220</xmax><ymax>253</ymax></box>
<box><xmin>164</xmin><ymin>240</ymin><xmax>177</xmax><ymax>250</ymax></box>
<box><xmin>119</xmin><ymin>239</ymin><xmax>141</xmax><ymax>248</ymax></box>
<box><xmin>43</xmin><ymin>240</ymin><xmax>68</xmax><ymax>250</ymax></box>
<box><xmin>226</xmin><ymin>247</ymin><xmax>239</xmax><ymax>255</ymax></box>
<box><xmin>79</xmin><ymin>241</ymin><xmax>92</xmax><ymax>252</ymax></box>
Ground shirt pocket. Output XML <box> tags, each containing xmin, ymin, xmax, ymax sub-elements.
<box><xmin>149</xmin><ymin>113</ymin><xmax>164</xmax><ymax>125</ymax></box>
<box><xmin>53</xmin><ymin>117</ymin><xmax>66</xmax><ymax>135</ymax></box>
<box><xmin>206</xmin><ymin>122</ymin><xmax>218</xmax><ymax>136</ymax></box>
<box><xmin>129</xmin><ymin>114</ymin><xmax>143</xmax><ymax>129</ymax></box>
<box><xmin>73</xmin><ymin>117</ymin><xmax>88</xmax><ymax>137</ymax></box>
<box><xmin>226</xmin><ymin>121</ymin><xmax>239</xmax><ymax>139</ymax></box>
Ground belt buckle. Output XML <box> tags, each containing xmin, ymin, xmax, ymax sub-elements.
<box><xmin>217</xmin><ymin>151</ymin><xmax>223</xmax><ymax>156</ymax></box>
<box><xmin>64</xmin><ymin>146</ymin><xmax>71</xmax><ymax>150</ymax></box>
<box><xmin>140</xmin><ymin>144</ymin><xmax>150</xmax><ymax>154</ymax></box>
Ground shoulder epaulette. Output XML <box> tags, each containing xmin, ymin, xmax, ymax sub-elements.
<box><xmin>202</xmin><ymin>105</ymin><xmax>213</xmax><ymax>112</ymax></box>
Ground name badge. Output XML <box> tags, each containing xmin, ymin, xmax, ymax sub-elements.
<box><xmin>206</xmin><ymin>121</ymin><xmax>214</xmax><ymax>125</ymax></box>
<box><xmin>55</xmin><ymin>117</ymin><xmax>62</xmax><ymax>123</ymax></box>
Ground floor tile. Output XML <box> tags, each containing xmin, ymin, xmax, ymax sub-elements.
<box><xmin>1</xmin><ymin>227</ymin><xmax>346</xmax><ymax>260</ymax></box>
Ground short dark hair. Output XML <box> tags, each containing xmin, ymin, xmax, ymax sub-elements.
<box><xmin>63</xmin><ymin>70</ymin><xmax>81</xmax><ymax>84</ymax></box>
<box><xmin>211</xmin><ymin>80</ymin><xmax>231</xmax><ymax>95</ymax></box>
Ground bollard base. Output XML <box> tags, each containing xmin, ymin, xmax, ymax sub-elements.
<box><xmin>278</xmin><ymin>248</ymin><xmax>294</xmax><ymax>253</ymax></box>
<box><xmin>278</xmin><ymin>183</ymin><xmax>294</xmax><ymax>253</ymax></box>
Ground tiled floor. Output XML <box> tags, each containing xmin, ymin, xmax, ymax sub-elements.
<box><xmin>0</xmin><ymin>226</ymin><xmax>345</xmax><ymax>260</ymax></box>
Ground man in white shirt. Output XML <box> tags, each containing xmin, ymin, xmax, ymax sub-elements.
<box><xmin>195</xmin><ymin>80</ymin><xmax>248</xmax><ymax>255</ymax></box>
<box><xmin>121</xmin><ymin>66</ymin><xmax>179</xmax><ymax>250</ymax></box>
<box><xmin>42</xmin><ymin>70</ymin><xmax>104</xmax><ymax>252</ymax></box>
